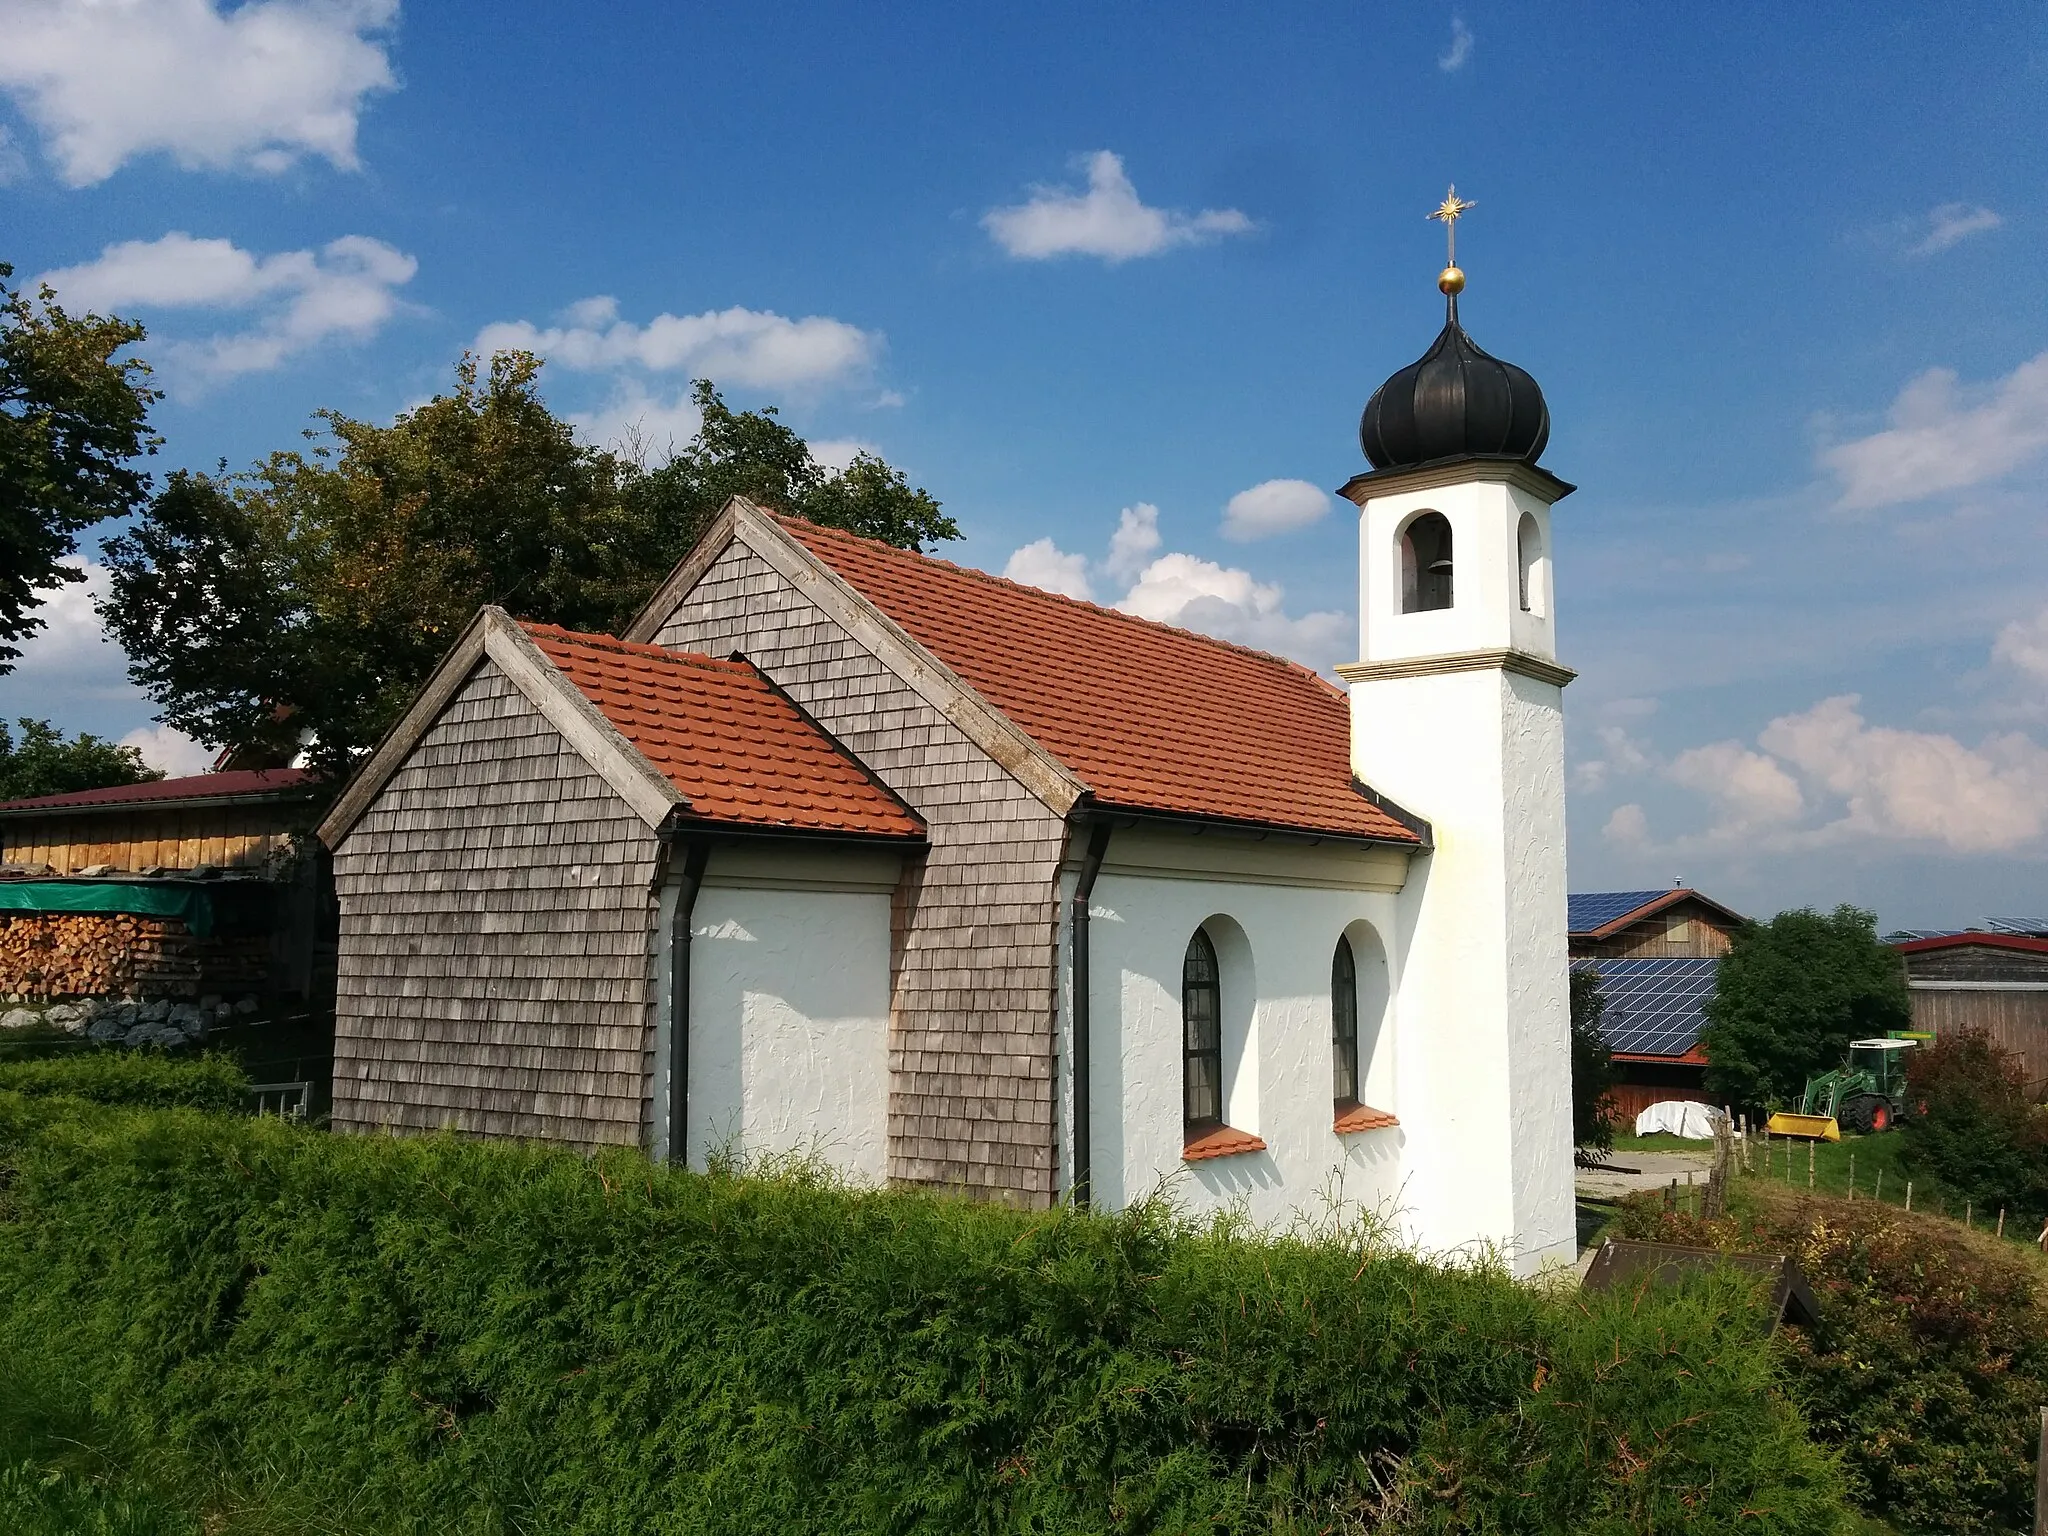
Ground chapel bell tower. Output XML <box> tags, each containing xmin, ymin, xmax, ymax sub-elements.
<box><xmin>1338</xmin><ymin>189</ymin><xmax>1577</xmax><ymax>1275</ymax></box>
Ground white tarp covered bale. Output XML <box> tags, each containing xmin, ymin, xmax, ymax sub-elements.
<box><xmin>1633</xmin><ymin>1100</ymin><xmax>1724</xmax><ymax>1140</ymax></box>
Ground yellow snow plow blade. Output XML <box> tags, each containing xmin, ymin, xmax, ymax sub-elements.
<box><xmin>1766</xmin><ymin>1112</ymin><xmax>1841</xmax><ymax>1142</ymax></box>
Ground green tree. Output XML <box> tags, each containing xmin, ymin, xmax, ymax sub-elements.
<box><xmin>101</xmin><ymin>356</ymin><xmax>952</xmax><ymax>772</ymax></box>
<box><xmin>1570</xmin><ymin>966</ymin><xmax>1618</xmax><ymax>1152</ymax></box>
<box><xmin>1699</xmin><ymin>905</ymin><xmax>1910</xmax><ymax>1112</ymax></box>
<box><xmin>0</xmin><ymin>264</ymin><xmax>160</xmax><ymax>673</ymax></box>
<box><xmin>0</xmin><ymin>718</ymin><xmax>161</xmax><ymax>802</ymax></box>
<box><xmin>623</xmin><ymin>378</ymin><xmax>956</xmax><ymax>555</ymax></box>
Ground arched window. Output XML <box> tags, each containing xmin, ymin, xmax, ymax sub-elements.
<box><xmin>1400</xmin><ymin>512</ymin><xmax>1453</xmax><ymax>613</ymax></box>
<box><xmin>1517</xmin><ymin>512</ymin><xmax>1545</xmax><ymax>616</ymax></box>
<box><xmin>1182</xmin><ymin>929</ymin><xmax>1222</xmax><ymax>1131</ymax></box>
<box><xmin>1332</xmin><ymin>936</ymin><xmax>1359</xmax><ymax>1108</ymax></box>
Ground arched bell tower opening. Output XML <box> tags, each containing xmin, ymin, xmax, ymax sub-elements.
<box><xmin>1399</xmin><ymin>512</ymin><xmax>1454</xmax><ymax>613</ymax></box>
<box><xmin>1516</xmin><ymin>511</ymin><xmax>1546</xmax><ymax>617</ymax></box>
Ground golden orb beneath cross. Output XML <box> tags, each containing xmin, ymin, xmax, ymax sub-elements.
<box><xmin>1437</xmin><ymin>265</ymin><xmax>1466</xmax><ymax>295</ymax></box>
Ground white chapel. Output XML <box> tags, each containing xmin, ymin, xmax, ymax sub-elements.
<box><xmin>318</xmin><ymin>209</ymin><xmax>1580</xmax><ymax>1277</ymax></box>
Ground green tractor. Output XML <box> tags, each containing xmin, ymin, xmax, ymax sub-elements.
<box><xmin>1766</xmin><ymin>1037</ymin><xmax>1918</xmax><ymax>1140</ymax></box>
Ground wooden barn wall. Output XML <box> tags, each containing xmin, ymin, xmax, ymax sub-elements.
<box><xmin>1607</xmin><ymin>1062</ymin><xmax>1712</xmax><ymax>1123</ymax></box>
<box><xmin>329</xmin><ymin>660</ymin><xmax>659</xmax><ymax>1148</ymax></box>
<box><xmin>2</xmin><ymin>804</ymin><xmax>299</xmax><ymax>875</ymax></box>
<box><xmin>1910</xmin><ymin>989</ymin><xmax>2048</xmax><ymax>1090</ymax></box>
<box><xmin>655</xmin><ymin>542</ymin><xmax>1068</xmax><ymax>1208</ymax></box>
<box><xmin>1574</xmin><ymin>898</ymin><xmax>1738</xmax><ymax>960</ymax></box>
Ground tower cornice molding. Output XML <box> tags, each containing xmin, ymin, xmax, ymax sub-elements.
<box><xmin>1337</xmin><ymin>456</ymin><xmax>1576</xmax><ymax>509</ymax></box>
<box><xmin>1336</xmin><ymin>648</ymin><xmax>1577</xmax><ymax>688</ymax></box>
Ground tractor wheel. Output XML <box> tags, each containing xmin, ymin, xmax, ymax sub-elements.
<box><xmin>1842</xmin><ymin>1094</ymin><xmax>1885</xmax><ymax>1135</ymax></box>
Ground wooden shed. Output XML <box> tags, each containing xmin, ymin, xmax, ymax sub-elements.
<box><xmin>1894</xmin><ymin>931</ymin><xmax>2048</xmax><ymax>1091</ymax></box>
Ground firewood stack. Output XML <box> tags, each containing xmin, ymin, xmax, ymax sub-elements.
<box><xmin>0</xmin><ymin>913</ymin><xmax>275</xmax><ymax>1002</ymax></box>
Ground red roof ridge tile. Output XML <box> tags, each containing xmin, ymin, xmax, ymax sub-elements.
<box><xmin>519</xmin><ymin>621</ymin><xmax>750</xmax><ymax>672</ymax></box>
<box><xmin>773</xmin><ymin>514</ymin><xmax>1348</xmax><ymax>687</ymax></box>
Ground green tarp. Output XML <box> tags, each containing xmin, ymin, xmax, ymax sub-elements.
<box><xmin>0</xmin><ymin>882</ymin><xmax>214</xmax><ymax>938</ymax></box>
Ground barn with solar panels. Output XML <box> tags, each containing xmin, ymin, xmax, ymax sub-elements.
<box><xmin>1569</xmin><ymin>888</ymin><xmax>1747</xmax><ymax>1121</ymax></box>
<box><xmin>317</xmin><ymin>242</ymin><xmax>1587</xmax><ymax>1275</ymax></box>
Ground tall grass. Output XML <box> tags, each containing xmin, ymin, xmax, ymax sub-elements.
<box><xmin>0</xmin><ymin>1086</ymin><xmax>1854</xmax><ymax>1534</ymax></box>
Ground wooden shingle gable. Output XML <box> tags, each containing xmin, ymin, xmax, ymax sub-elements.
<box><xmin>625</xmin><ymin>497</ymin><xmax>1089</xmax><ymax>819</ymax></box>
<box><xmin>318</xmin><ymin>607</ymin><xmax>685</xmax><ymax>850</ymax></box>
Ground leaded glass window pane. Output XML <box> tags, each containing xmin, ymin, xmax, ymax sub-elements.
<box><xmin>1332</xmin><ymin>936</ymin><xmax>1359</xmax><ymax>1107</ymax></box>
<box><xmin>1183</xmin><ymin>930</ymin><xmax>1222</xmax><ymax>1129</ymax></box>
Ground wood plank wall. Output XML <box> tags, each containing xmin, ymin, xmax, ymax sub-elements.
<box><xmin>657</xmin><ymin>543</ymin><xmax>1069</xmax><ymax>1208</ymax></box>
<box><xmin>1911</xmin><ymin>990</ymin><xmax>2048</xmax><ymax>1090</ymax></box>
<box><xmin>1573</xmin><ymin>899</ymin><xmax>1737</xmax><ymax>960</ymax></box>
<box><xmin>328</xmin><ymin>661</ymin><xmax>659</xmax><ymax>1147</ymax></box>
<box><xmin>2</xmin><ymin>805</ymin><xmax>296</xmax><ymax>874</ymax></box>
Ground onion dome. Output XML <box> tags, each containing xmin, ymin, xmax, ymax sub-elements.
<box><xmin>1358</xmin><ymin>290</ymin><xmax>1551</xmax><ymax>472</ymax></box>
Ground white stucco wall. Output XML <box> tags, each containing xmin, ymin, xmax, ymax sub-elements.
<box><xmin>1345</xmin><ymin>471</ymin><xmax>1578</xmax><ymax>1278</ymax></box>
<box><xmin>653</xmin><ymin>844</ymin><xmax>897</xmax><ymax>1184</ymax></box>
<box><xmin>1058</xmin><ymin>826</ymin><xmax>1413</xmax><ymax>1231</ymax></box>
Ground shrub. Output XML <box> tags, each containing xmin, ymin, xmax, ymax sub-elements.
<box><xmin>0</xmin><ymin>1462</ymin><xmax>197</xmax><ymax>1536</ymax></box>
<box><xmin>0</xmin><ymin>1093</ymin><xmax>1854</xmax><ymax>1535</ymax></box>
<box><xmin>1901</xmin><ymin>1026</ymin><xmax>2048</xmax><ymax>1222</ymax></box>
<box><xmin>0</xmin><ymin>1053</ymin><xmax>248</xmax><ymax>1113</ymax></box>
<box><xmin>1614</xmin><ymin>1197</ymin><xmax>2048</xmax><ymax>1534</ymax></box>
<box><xmin>1570</xmin><ymin>967</ymin><xmax>1617</xmax><ymax>1152</ymax></box>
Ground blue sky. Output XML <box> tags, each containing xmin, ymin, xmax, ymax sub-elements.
<box><xmin>3</xmin><ymin>0</ymin><xmax>2045</xmax><ymax>930</ymax></box>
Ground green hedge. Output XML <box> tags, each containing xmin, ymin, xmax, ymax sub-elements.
<box><xmin>0</xmin><ymin>1053</ymin><xmax>248</xmax><ymax>1113</ymax></box>
<box><xmin>0</xmin><ymin>1093</ymin><xmax>1853</xmax><ymax>1535</ymax></box>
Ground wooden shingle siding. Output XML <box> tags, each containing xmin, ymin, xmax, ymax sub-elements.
<box><xmin>330</xmin><ymin>660</ymin><xmax>659</xmax><ymax>1147</ymax></box>
<box><xmin>656</xmin><ymin>542</ymin><xmax>1068</xmax><ymax>1206</ymax></box>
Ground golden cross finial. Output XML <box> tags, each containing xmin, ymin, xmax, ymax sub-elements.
<box><xmin>1428</xmin><ymin>185</ymin><xmax>1476</xmax><ymax>266</ymax></box>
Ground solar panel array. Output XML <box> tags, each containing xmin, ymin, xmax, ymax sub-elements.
<box><xmin>1573</xmin><ymin>956</ymin><xmax>1720</xmax><ymax>1059</ymax></box>
<box><xmin>1986</xmin><ymin>917</ymin><xmax>2048</xmax><ymax>937</ymax></box>
<box><xmin>1567</xmin><ymin>890</ymin><xmax>1669</xmax><ymax>935</ymax></box>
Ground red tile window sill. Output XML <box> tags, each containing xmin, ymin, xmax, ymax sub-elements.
<box><xmin>1182</xmin><ymin>1125</ymin><xmax>1267</xmax><ymax>1162</ymax></box>
<box><xmin>1333</xmin><ymin>1104</ymin><xmax>1399</xmax><ymax>1135</ymax></box>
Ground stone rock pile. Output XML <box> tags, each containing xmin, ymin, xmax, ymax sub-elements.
<box><xmin>0</xmin><ymin>994</ymin><xmax>259</xmax><ymax>1050</ymax></box>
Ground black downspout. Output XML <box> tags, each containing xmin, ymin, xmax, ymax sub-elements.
<box><xmin>1070</xmin><ymin>820</ymin><xmax>1113</xmax><ymax>1208</ymax></box>
<box><xmin>667</xmin><ymin>837</ymin><xmax>711</xmax><ymax>1166</ymax></box>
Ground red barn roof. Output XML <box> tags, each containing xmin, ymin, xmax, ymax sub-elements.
<box><xmin>0</xmin><ymin>768</ymin><xmax>321</xmax><ymax>816</ymax></box>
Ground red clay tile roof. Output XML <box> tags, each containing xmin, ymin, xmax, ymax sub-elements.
<box><xmin>1333</xmin><ymin>1103</ymin><xmax>1399</xmax><ymax>1134</ymax></box>
<box><xmin>1181</xmin><ymin>1125</ymin><xmax>1267</xmax><ymax>1161</ymax></box>
<box><xmin>523</xmin><ymin>624</ymin><xmax>925</xmax><ymax>840</ymax></box>
<box><xmin>0</xmin><ymin>768</ymin><xmax>321</xmax><ymax>815</ymax></box>
<box><xmin>776</xmin><ymin>518</ymin><xmax>1421</xmax><ymax>845</ymax></box>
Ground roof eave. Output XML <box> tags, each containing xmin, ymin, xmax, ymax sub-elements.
<box><xmin>0</xmin><ymin>788</ymin><xmax>320</xmax><ymax>820</ymax></box>
<box><xmin>1072</xmin><ymin>798</ymin><xmax>1426</xmax><ymax>853</ymax></box>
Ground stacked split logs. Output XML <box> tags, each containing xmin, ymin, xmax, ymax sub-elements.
<box><xmin>0</xmin><ymin>913</ymin><xmax>274</xmax><ymax>1002</ymax></box>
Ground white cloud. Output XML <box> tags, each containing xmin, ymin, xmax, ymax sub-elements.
<box><xmin>1993</xmin><ymin>606</ymin><xmax>2048</xmax><ymax>682</ymax></box>
<box><xmin>1000</xmin><ymin>502</ymin><xmax>1349</xmax><ymax>667</ymax></box>
<box><xmin>1438</xmin><ymin>16</ymin><xmax>1474</xmax><ymax>71</ymax></box>
<box><xmin>0</xmin><ymin>0</ymin><xmax>398</xmax><ymax>187</ymax></box>
<box><xmin>1821</xmin><ymin>349</ymin><xmax>2048</xmax><ymax>509</ymax></box>
<box><xmin>1221</xmin><ymin>478</ymin><xmax>1330</xmax><ymax>541</ymax></box>
<box><xmin>568</xmin><ymin>381</ymin><xmax>705</xmax><ymax>461</ymax></box>
<box><xmin>1002</xmin><ymin>539</ymin><xmax>1094</xmax><ymax>601</ymax></box>
<box><xmin>1910</xmin><ymin>202</ymin><xmax>2001</xmax><ymax>256</ymax></box>
<box><xmin>38</xmin><ymin>231</ymin><xmax>417</xmax><ymax>384</ymax></box>
<box><xmin>809</xmin><ymin>438</ymin><xmax>879</xmax><ymax>475</ymax></box>
<box><xmin>981</xmin><ymin>151</ymin><xmax>1254</xmax><ymax>263</ymax></box>
<box><xmin>1604</xmin><ymin>803</ymin><xmax>1651</xmax><ymax>849</ymax></box>
<box><xmin>1757</xmin><ymin>695</ymin><xmax>2048</xmax><ymax>854</ymax></box>
<box><xmin>0</xmin><ymin>126</ymin><xmax>26</xmax><ymax>185</ymax></box>
<box><xmin>119</xmin><ymin>722</ymin><xmax>213</xmax><ymax>777</ymax></box>
<box><xmin>474</xmin><ymin>297</ymin><xmax>879</xmax><ymax>391</ymax></box>
<box><xmin>1117</xmin><ymin>551</ymin><xmax>1350</xmax><ymax>665</ymax></box>
<box><xmin>1666</xmin><ymin>739</ymin><xmax>1806</xmax><ymax>830</ymax></box>
<box><xmin>1104</xmin><ymin>502</ymin><xmax>1162</xmax><ymax>581</ymax></box>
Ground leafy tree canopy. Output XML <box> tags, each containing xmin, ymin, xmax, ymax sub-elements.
<box><xmin>1699</xmin><ymin>905</ymin><xmax>1910</xmax><ymax>1111</ymax></box>
<box><xmin>0</xmin><ymin>717</ymin><xmax>161</xmax><ymax>803</ymax></box>
<box><xmin>1900</xmin><ymin>1026</ymin><xmax>2048</xmax><ymax>1220</ymax></box>
<box><xmin>0</xmin><ymin>263</ymin><xmax>160</xmax><ymax>673</ymax></box>
<box><xmin>1570</xmin><ymin>966</ymin><xmax>1618</xmax><ymax>1152</ymax></box>
<box><xmin>100</xmin><ymin>356</ymin><xmax>954</xmax><ymax>773</ymax></box>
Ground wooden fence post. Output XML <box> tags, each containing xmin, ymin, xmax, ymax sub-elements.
<box><xmin>2035</xmin><ymin>1406</ymin><xmax>2046</xmax><ymax>1536</ymax></box>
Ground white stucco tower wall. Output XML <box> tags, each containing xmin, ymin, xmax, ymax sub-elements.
<box><xmin>1337</xmin><ymin>457</ymin><xmax>1577</xmax><ymax>1277</ymax></box>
